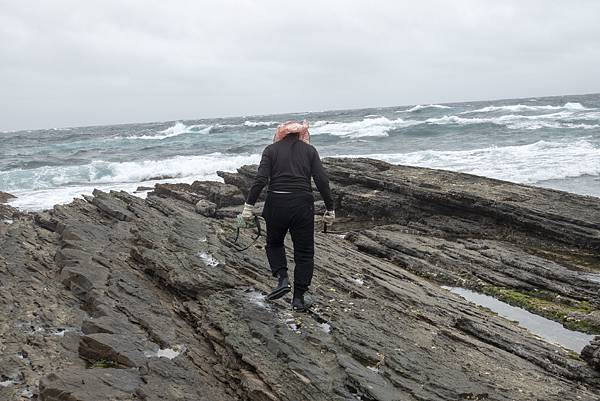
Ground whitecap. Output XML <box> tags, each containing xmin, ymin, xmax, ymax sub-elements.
<box><xmin>2</xmin><ymin>152</ymin><xmax>261</xmax><ymax>211</ymax></box>
<box><xmin>402</xmin><ymin>104</ymin><xmax>452</xmax><ymax>112</ymax></box>
<box><xmin>462</xmin><ymin>102</ymin><xmax>590</xmax><ymax>114</ymax></box>
<box><xmin>424</xmin><ymin>111</ymin><xmax>599</xmax><ymax>130</ymax></box>
<box><xmin>311</xmin><ymin>116</ymin><xmax>420</xmax><ymax>138</ymax></box>
<box><xmin>338</xmin><ymin>139</ymin><xmax>600</xmax><ymax>184</ymax></box>
<box><xmin>123</xmin><ymin>122</ymin><xmax>212</xmax><ymax>140</ymax></box>
<box><xmin>404</xmin><ymin>104</ymin><xmax>446</xmax><ymax>113</ymax></box>
<box><xmin>243</xmin><ymin>120</ymin><xmax>278</xmax><ymax>127</ymax></box>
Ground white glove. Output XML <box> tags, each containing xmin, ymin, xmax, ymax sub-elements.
<box><xmin>323</xmin><ymin>210</ymin><xmax>335</xmax><ymax>225</ymax></box>
<box><xmin>241</xmin><ymin>203</ymin><xmax>255</xmax><ymax>222</ymax></box>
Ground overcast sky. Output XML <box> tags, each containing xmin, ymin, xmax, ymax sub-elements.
<box><xmin>1</xmin><ymin>1</ymin><xmax>600</xmax><ymax>131</ymax></box>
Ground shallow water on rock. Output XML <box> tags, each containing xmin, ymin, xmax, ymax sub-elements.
<box><xmin>583</xmin><ymin>273</ymin><xmax>600</xmax><ymax>283</ymax></box>
<box><xmin>144</xmin><ymin>345</ymin><xmax>186</xmax><ymax>359</ymax></box>
<box><xmin>197</xmin><ymin>251</ymin><xmax>220</xmax><ymax>267</ymax></box>
<box><xmin>443</xmin><ymin>286</ymin><xmax>595</xmax><ymax>353</ymax></box>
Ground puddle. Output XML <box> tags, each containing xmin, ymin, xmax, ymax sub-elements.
<box><xmin>246</xmin><ymin>290</ymin><xmax>269</xmax><ymax>309</ymax></box>
<box><xmin>2</xmin><ymin>219</ymin><xmax>13</xmax><ymax>224</ymax></box>
<box><xmin>197</xmin><ymin>251</ymin><xmax>220</xmax><ymax>267</ymax></box>
<box><xmin>318</xmin><ymin>322</ymin><xmax>331</xmax><ymax>334</ymax></box>
<box><xmin>52</xmin><ymin>328</ymin><xmax>80</xmax><ymax>337</ymax></box>
<box><xmin>582</xmin><ymin>273</ymin><xmax>600</xmax><ymax>284</ymax></box>
<box><xmin>144</xmin><ymin>345</ymin><xmax>186</xmax><ymax>359</ymax></box>
<box><xmin>443</xmin><ymin>286</ymin><xmax>595</xmax><ymax>353</ymax></box>
<box><xmin>352</xmin><ymin>277</ymin><xmax>364</xmax><ymax>286</ymax></box>
<box><xmin>280</xmin><ymin>312</ymin><xmax>302</xmax><ymax>334</ymax></box>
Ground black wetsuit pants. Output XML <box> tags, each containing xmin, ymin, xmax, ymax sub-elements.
<box><xmin>262</xmin><ymin>192</ymin><xmax>314</xmax><ymax>295</ymax></box>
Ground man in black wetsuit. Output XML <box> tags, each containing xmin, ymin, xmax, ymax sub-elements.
<box><xmin>240</xmin><ymin>120</ymin><xmax>335</xmax><ymax>311</ymax></box>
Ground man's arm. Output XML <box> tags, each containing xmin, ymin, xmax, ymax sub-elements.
<box><xmin>246</xmin><ymin>147</ymin><xmax>271</xmax><ymax>206</ymax></box>
<box><xmin>311</xmin><ymin>149</ymin><xmax>334</xmax><ymax>211</ymax></box>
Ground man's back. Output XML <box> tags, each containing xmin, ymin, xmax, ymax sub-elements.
<box><xmin>246</xmin><ymin>134</ymin><xmax>333</xmax><ymax>210</ymax></box>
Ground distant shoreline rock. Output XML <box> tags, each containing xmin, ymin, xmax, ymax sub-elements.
<box><xmin>0</xmin><ymin>191</ymin><xmax>16</xmax><ymax>204</ymax></box>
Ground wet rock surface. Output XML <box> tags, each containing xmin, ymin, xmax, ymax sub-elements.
<box><xmin>0</xmin><ymin>190</ymin><xmax>16</xmax><ymax>204</ymax></box>
<box><xmin>582</xmin><ymin>337</ymin><xmax>600</xmax><ymax>371</ymax></box>
<box><xmin>1</xmin><ymin>158</ymin><xmax>600</xmax><ymax>400</ymax></box>
<box><xmin>225</xmin><ymin>158</ymin><xmax>600</xmax><ymax>332</ymax></box>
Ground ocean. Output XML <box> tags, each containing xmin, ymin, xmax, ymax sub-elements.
<box><xmin>1</xmin><ymin>93</ymin><xmax>599</xmax><ymax>211</ymax></box>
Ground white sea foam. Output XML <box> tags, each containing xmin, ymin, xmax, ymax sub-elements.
<box><xmin>462</xmin><ymin>102</ymin><xmax>589</xmax><ymax>114</ymax></box>
<box><xmin>346</xmin><ymin>139</ymin><xmax>600</xmax><ymax>184</ymax></box>
<box><xmin>123</xmin><ymin>122</ymin><xmax>212</xmax><ymax>140</ymax></box>
<box><xmin>402</xmin><ymin>104</ymin><xmax>452</xmax><ymax>112</ymax></box>
<box><xmin>243</xmin><ymin>120</ymin><xmax>279</xmax><ymax>127</ymax></box>
<box><xmin>3</xmin><ymin>153</ymin><xmax>261</xmax><ymax>210</ymax></box>
<box><xmin>311</xmin><ymin>110</ymin><xmax>598</xmax><ymax>135</ymax></box>
<box><xmin>424</xmin><ymin>112</ymin><xmax>600</xmax><ymax>130</ymax></box>
<box><xmin>311</xmin><ymin>117</ymin><xmax>420</xmax><ymax>138</ymax></box>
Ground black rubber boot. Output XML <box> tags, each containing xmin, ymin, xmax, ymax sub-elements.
<box><xmin>291</xmin><ymin>293</ymin><xmax>313</xmax><ymax>312</ymax></box>
<box><xmin>266</xmin><ymin>275</ymin><xmax>291</xmax><ymax>301</ymax></box>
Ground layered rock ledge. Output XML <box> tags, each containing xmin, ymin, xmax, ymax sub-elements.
<box><xmin>1</xmin><ymin>158</ymin><xmax>600</xmax><ymax>400</ymax></box>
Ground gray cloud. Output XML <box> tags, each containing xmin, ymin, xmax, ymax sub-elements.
<box><xmin>1</xmin><ymin>0</ymin><xmax>600</xmax><ymax>130</ymax></box>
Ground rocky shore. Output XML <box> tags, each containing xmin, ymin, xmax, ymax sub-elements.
<box><xmin>1</xmin><ymin>158</ymin><xmax>600</xmax><ymax>400</ymax></box>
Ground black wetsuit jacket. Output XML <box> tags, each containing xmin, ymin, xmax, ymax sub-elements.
<box><xmin>246</xmin><ymin>135</ymin><xmax>334</xmax><ymax>210</ymax></box>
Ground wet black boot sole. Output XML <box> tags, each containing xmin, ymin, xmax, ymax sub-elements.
<box><xmin>292</xmin><ymin>304</ymin><xmax>311</xmax><ymax>312</ymax></box>
<box><xmin>266</xmin><ymin>285</ymin><xmax>291</xmax><ymax>301</ymax></box>
<box><xmin>292</xmin><ymin>296</ymin><xmax>313</xmax><ymax>312</ymax></box>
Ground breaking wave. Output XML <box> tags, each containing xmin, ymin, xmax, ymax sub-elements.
<box><xmin>311</xmin><ymin>116</ymin><xmax>420</xmax><ymax>138</ymax></box>
<box><xmin>463</xmin><ymin>102</ymin><xmax>589</xmax><ymax>114</ymax></box>
<box><xmin>0</xmin><ymin>153</ymin><xmax>261</xmax><ymax>192</ymax></box>
<box><xmin>124</xmin><ymin>122</ymin><xmax>212</xmax><ymax>140</ymax></box>
<box><xmin>243</xmin><ymin>120</ymin><xmax>279</xmax><ymax>127</ymax></box>
<box><xmin>402</xmin><ymin>104</ymin><xmax>452</xmax><ymax>112</ymax></box>
<box><xmin>424</xmin><ymin>112</ymin><xmax>600</xmax><ymax>130</ymax></box>
<box><xmin>311</xmin><ymin>111</ymin><xmax>600</xmax><ymax>134</ymax></box>
<box><xmin>349</xmin><ymin>139</ymin><xmax>600</xmax><ymax>184</ymax></box>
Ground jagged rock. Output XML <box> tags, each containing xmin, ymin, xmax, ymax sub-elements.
<box><xmin>0</xmin><ymin>190</ymin><xmax>16</xmax><ymax>203</ymax></box>
<box><xmin>90</xmin><ymin>189</ymin><xmax>134</xmax><ymax>221</ymax></box>
<box><xmin>190</xmin><ymin>180</ymin><xmax>245</xmax><ymax>207</ymax></box>
<box><xmin>151</xmin><ymin>183</ymin><xmax>202</xmax><ymax>205</ymax></box>
<box><xmin>2</xmin><ymin>158</ymin><xmax>600</xmax><ymax>400</ymax></box>
<box><xmin>582</xmin><ymin>337</ymin><xmax>600</xmax><ymax>370</ymax></box>
<box><xmin>79</xmin><ymin>333</ymin><xmax>152</xmax><ymax>368</ymax></box>
<box><xmin>0</xmin><ymin>204</ymin><xmax>18</xmax><ymax>222</ymax></box>
<box><xmin>195</xmin><ymin>199</ymin><xmax>217</xmax><ymax>217</ymax></box>
<box><xmin>60</xmin><ymin>263</ymin><xmax>110</xmax><ymax>301</ymax></box>
<box><xmin>39</xmin><ymin>368</ymin><xmax>142</xmax><ymax>401</ymax></box>
<box><xmin>151</xmin><ymin>181</ymin><xmax>245</xmax><ymax>208</ymax></box>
